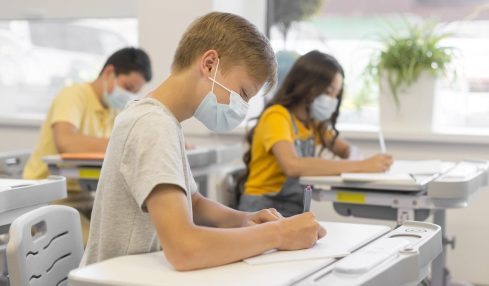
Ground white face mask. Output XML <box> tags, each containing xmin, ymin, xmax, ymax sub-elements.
<box><xmin>310</xmin><ymin>94</ymin><xmax>338</xmax><ymax>122</ymax></box>
<box><xmin>194</xmin><ymin>59</ymin><xmax>249</xmax><ymax>133</ymax></box>
<box><xmin>102</xmin><ymin>79</ymin><xmax>137</xmax><ymax>110</ymax></box>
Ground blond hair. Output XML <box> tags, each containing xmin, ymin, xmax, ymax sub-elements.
<box><xmin>172</xmin><ymin>12</ymin><xmax>277</xmax><ymax>93</ymax></box>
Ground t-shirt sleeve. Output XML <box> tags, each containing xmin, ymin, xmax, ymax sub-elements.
<box><xmin>120</xmin><ymin>113</ymin><xmax>188</xmax><ymax>212</ymax></box>
<box><xmin>50</xmin><ymin>88</ymin><xmax>85</xmax><ymax>129</ymax></box>
<box><xmin>260</xmin><ymin>109</ymin><xmax>294</xmax><ymax>152</ymax></box>
<box><xmin>188</xmin><ymin>168</ymin><xmax>198</xmax><ymax>195</ymax></box>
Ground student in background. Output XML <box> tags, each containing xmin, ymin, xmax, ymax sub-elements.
<box><xmin>23</xmin><ymin>47</ymin><xmax>152</xmax><ymax>180</ymax></box>
<box><xmin>238</xmin><ymin>51</ymin><xmax>393</xmax><ymax>217</ymax></box>
<box><xmin>82</xmin><ymin>12</ymin><xmax>325</xmax><ymax>270</ymax></box>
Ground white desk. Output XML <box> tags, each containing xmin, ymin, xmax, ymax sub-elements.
<box><xmin>300</xmin><ymin>160</ymin><xmax>489</xmax><ymax>286</ymax></box>
<box><xmin>0</xmin><ymin>177</ymin><xmax>67</xmax><ymax>229</ymax></box>
<box><xmin>69</xmin><ymin>221</ymin><xmax>441</xmax><ymax>286</ymax></box>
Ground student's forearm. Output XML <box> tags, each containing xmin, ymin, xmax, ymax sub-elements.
<box><xmin>288</xmin><ymin>157</ymin><xmax>366</xmax><ymax>177</ymax></box>
<box><xmin>165</xmin><ymin>222</ymin><xmax>280</xmax><ymax>271</ymax></box>
<box><xmin>149</xmin><ymin>187</ymin><xmax>324</xmax><ymax>271</ymax></box>
<box><xmin>56</xmin><ymin>134</ymin><xmax>109</xmax><ymax>153</ymax></box>
<box><xmin>192</xmin><ymin>194</ymin><xmax>247</xmax><ymax>228</ymax></box>
<box><xmin>331</xmin><ymin>138</ymin><xmax>350</xmax><ymax>159</ymax></box>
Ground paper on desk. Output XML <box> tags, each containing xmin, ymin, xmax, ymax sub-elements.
<box><xmin>243</xmin><ymin>238</ymin><xmax>350</xmax><ymax>265</ymax></box>
<box><xmin>389</xmin><ymin>160</ymin><xmax>443</xmax><ymax>175</ymax></box>
<box><xmin>340</xmin><ymin>160</ymin><xmax>444</xmax><ymax>184</ymax></box>
<box><xmin>341</xmin><ymin>173</ymin><xmax>416</xmax><ymax>184</ymax></box>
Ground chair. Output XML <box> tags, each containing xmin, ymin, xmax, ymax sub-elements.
<box><xmin>0</xmin><ymin>151</ymin><xmax>31</xmax><ymax>178</ymax></box>
<box><xmin>219</xmin><ymin>166</ymin><xmax>246</xmax><ymax>209</ymax></box>
<box><xmin>6</xmin><ymin>205</ymin><xmax>83</xmax><ymax>286</ymax></box>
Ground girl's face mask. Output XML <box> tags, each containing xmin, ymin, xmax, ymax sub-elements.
<box><xmin>310</xmin><ymin>94</ymin><xmax>338</xmax><ymax>122</ymax></box>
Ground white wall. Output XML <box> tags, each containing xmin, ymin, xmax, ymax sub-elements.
<box><xmin>137</xmin><ymin>0</ymin><xmax>213</xmax><ymax>92</ymax></box>
<box><xmin>0</xmin><ymin>0</ymin><xmax>136</xmax><ymax>19</ymax></box>
<box><xmin>0</xmin><ymin>125</ymin><xmax>39</xmax><ymax>152</ymax></box>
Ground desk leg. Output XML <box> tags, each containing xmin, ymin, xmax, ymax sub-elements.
<box><xmin>397</xmin><ymin>208</ymin><xmax>415</xmax><ymax>225</ymax></box>
<box><xmin>431</xmin><ymin>209</ymin><xmax>447</xmax><ymax>286</ymax></box>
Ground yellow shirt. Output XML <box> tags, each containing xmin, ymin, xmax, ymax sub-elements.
<box><xmin>23</xmin><ymin>83</ymin><xmax>117</xmax><ymax>179</ymax></box>
<box><xmin>244</xmin><ymin>104</ymin><xmax>316</xmax><ymax>196</ymax></box>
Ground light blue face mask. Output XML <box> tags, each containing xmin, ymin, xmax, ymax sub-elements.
<box><xmin>102</xmin><ymin>81</ymin><xmax>136</xmax><ymax>110</ymax></box>
<box><xmin>310</xmin><ymin>94</ymin><xmax>338</xmax><ymax>122</ymax></box>
<box><xmin>194</xmin><ymin>59</ymin><xmax>249</xmax><ymax>133</ymax></box>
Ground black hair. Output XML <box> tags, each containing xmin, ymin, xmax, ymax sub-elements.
<box><xmin>100</xmin><ymin>47</ymin><xmax>152</xmax><ymax>81</ymax></box>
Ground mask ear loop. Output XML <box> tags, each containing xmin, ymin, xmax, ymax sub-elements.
<box><xmin>211</xmin><ymin>58</ymin><xmax>220</xmax><ymax>93</ymax></box>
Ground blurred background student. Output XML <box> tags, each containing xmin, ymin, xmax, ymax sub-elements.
<box><xmin>23</xmin><ymin>47</ymin><xmax>152</xmax><ymax>180</ymax></box>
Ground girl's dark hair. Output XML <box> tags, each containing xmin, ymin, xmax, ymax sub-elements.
<box><xmin>238</xmin><ymin>50</ymin><xmax>344</xmax><ymax>192</ymax></box>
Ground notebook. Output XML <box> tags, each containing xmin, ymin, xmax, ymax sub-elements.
<box><xmin>60</xmin><ymin>152</ymin><xmax>105</xmax><ymax>160</ymax></box>
<box><xmin>340</xmin><ymin>173</ymin><xmax>416</xmax><ymax>185</ymax></box>
<box><xmin>243</xmin><ymin>222</ymin><xmax>390</xmax><ymax>265</ymax></box>
<box><xmin>340</xmin><ymin>160</ymin><xmax>445</xmax><ymax>185</ymax></box>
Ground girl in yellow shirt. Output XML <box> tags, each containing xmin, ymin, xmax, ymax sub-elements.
<box><xmin>238</xmin><ymin>51</ymin><xmax>393</xmax><ymax>216</ymax></box>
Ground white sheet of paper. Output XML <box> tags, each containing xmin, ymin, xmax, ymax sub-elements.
<box><xmin>243</xmin><ymin>222</ymin><xmax>389</xmax><ymax>265</ymax></box>
<box><xmin>340</xmin><ymin>173</ymin><xmax>416</xmax><ymax>185</ymax></box>
<box><xmin>389</xmin><ymin>160</ymin><xmax>443</xmax><ymax>175</ymax></box>
<box><xmin>243</xmin><ymin>243</ymin><xmax>349</xmax><ymax>265</ymax></box>
<box><xmin>340</xmin><ymin>160</ymin><xmax>445</xmax><ymax>185</ymax></box>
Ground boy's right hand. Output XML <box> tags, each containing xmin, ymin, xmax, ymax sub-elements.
<box><xmin>360</xmin><ymin>154</ymin><xmax>393</xmax><ymax>172</ymax></box>
<box><xmin>275</xmin><ymin>212</ymin><xmax>326</xmax><ymax>251</ymax></box>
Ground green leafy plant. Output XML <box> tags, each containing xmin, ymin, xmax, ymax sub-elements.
<box><xmin>366</xmin><ymin>21</ymin><xmax>454</xmax><ymax>107</ymax></box>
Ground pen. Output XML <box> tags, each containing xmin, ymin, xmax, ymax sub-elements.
<box><xmin>378</xmin><ymin>130</ymin><xmax>386</xmax><ymax>154</ymax></box>
<box><xmin>303</xmin><ymin>185</ymin><xmax>313</xmax><ymax>212</ymax></box>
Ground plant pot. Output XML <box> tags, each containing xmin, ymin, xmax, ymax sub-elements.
<box><xmin>379</xmin><ymin>71</ymin><xmax>436</xmax><ymax>134</ymax></box>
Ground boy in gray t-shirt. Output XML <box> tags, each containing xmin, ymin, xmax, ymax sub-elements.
<box><xmin>82</xmin><ymin>12</ymin><xmax>326</xmax><ymax>271</ymax></box>
<box><xmin>81</xmin><ymin>97</ymin><xmax>197</xmax><ymax>266</ymax></box>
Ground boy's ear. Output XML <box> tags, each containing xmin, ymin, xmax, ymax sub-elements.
<box><xmin>200</xmin><ymin>50</ymin><xmax>219</xmax><ymax>76</ymax></box>
<box><xmin>101</xmin><ymin>64</ymin><xmax>115</xmax><ymax>78</ymax></box>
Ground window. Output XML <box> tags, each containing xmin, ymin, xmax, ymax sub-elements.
<box><xmin>267</xmin><ymin>0</ymin><xmax>489</xmax><ymax>133</ymax></box>
<box><xmin>0</xmin><ymin>18</ymin><xmax>137</xmax><ymax>121</ymax></box>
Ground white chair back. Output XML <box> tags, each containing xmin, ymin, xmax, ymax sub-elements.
<box><xmin>6</xmin><ymin>205</ymin><xmax>83</xmax><ymax>286</ymax></box>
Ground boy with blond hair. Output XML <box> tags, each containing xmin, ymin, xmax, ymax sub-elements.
<box><xmin>82</xmin><ymin>12</ymin><xmax>325</xmax><ymax>270</ymax></box>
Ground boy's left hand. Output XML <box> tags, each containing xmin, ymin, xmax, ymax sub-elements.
<box><xmin>243</xmin><ymin>208</ymin><xmax>283</xmax><ymax>226</ymax></box>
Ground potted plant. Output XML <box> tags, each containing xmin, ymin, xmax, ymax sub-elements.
<box><xmin>366</xmin><ymin>22</ymin><xmax>454</xmax><ymax>133</ymax></box>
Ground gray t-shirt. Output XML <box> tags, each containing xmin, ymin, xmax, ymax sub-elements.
<box><xmin>80</xmin><ymin>97</ymin><xmax>197</xmax><ymax>266</ymax></box>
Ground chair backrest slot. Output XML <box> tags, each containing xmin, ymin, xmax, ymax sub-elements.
<box><xmin>46</xmin><ymin>253</ymin><xmax>71</xmax><ymax>273</ymax></box>
<box><xmin>43</xmin><ymin>231</ymin><xmax>68</xmax><ymax>250</ymax></box>
<box><xmin>56</xmin><ymin>276</ymin><xmax>68</xmax><ymax>286</ymax></box>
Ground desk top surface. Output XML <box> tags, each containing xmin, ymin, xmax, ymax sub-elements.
<box><xmin>42</xmin><ymin>147</ymin><xmax>220</xmax><ymax>167</ymax></box>
<box><xmin>0</xmin><ymin>177</ymin><xmax>67</xmax><ymax>226</ymax></box>
<box><xmin>69</xmin><ymin>222</ymin><xmax>390</xmax><ymax>286</ymax></box>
